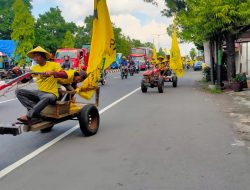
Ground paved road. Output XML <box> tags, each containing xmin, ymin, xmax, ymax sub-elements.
<box><xmin>0</xmin><ymin>71</ymin><xmax>140</xmax><ymax>170</ymax></box>
<box><xmin>1</xmin><ymin>71</ymin><xmax>250</xmax><ymax>190</ymax></box>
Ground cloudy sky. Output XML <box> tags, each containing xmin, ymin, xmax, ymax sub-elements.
<box><xmin>32</xmin><ymin>0</ymin><xmax>195</xmax><ymax>55</ymax></box>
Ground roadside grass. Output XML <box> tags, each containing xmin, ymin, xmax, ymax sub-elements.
<box><xmin>196</xmin><ymin>77</ymin><xmax>223</xmax><ymax>94</ymax></box>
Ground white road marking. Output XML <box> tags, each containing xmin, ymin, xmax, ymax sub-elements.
<box><xmin>0</xmin><ymin>98</ymin><xmax>17</xmax><ymax>104</ymax></box>
<box><xmin>0</xmin><ymin>87</ymin><xmax>140</xmax><ymax>179</ymax></box>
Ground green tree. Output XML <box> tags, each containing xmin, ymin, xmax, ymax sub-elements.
<box><xmin>189</xmin><ymin>48</ymin><xmax>196</xmax><ymax>60</ymax></box>
<box><xmin>179</xmin><ymin>0</ymin><xmax>250</xmax><ymax>80</ymax></box>
<box><xmin>34</xmin><ymin>7</ymin><xmax>77</xmax><ymax>53</ymax></box>
<box><xmin>11</xmin><ymin>0</ymin><xmax>34</xmax><ymax>65</ymax></box>
<box><xmin>62</xmin><ymin>31</ymin><xmax>74</xmax><ymax>48</ymax></box>
<box><xmin>0</xmin><ymin>0</ymin><xmax>32</xmax><ymax>39</ymax></box>
<box><xmin>157</xmin><ymin>47</ymin><xmax>165</xmax><ymax>57</ymax></box>
<box><xmin>145</xmin><ymin>0</ymin><xmax>250</xmax><ymax>81</ymax></box>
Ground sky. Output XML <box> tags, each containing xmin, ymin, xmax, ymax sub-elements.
<box><xmin>32</xmin><ymin>0</ymin><xmax>196</xmax><ymax>55</ymax></box>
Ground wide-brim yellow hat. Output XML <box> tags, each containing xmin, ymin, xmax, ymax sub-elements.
<box><xmin>27</xmin><ymin>46</ymin><xmax>50</xmax><ymax>59</ymax></box>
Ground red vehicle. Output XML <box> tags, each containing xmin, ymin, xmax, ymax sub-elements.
<box><xmin>54</xmin><ymin>48</ymin><xmax>89</xmax><ymax>70</ymax></box>
<box><xmin>129</xmin><ymin>47</ymin><xmax>153</xmax><ymax>70</ymax></box>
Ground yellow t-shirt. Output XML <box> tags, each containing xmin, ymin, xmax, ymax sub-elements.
<box><xmin>31</xmin><ymin>61</ymin><xmax>62</xmax><ymax>97</ymax></box>
<box><xmin>57</xmin><ymin>69</ymin><xmax>75</xmax><ymax>85</ymax></box>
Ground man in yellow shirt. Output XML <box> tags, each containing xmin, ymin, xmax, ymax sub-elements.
<box><xmin>58</xmin><ymin>69</ymin><xmax>87</xmax><ymax>100</ymax></box>
<box><xmin>16</xmin><ymin>46</ymin><xmax>68</xmax><ymax>123</ymax></box>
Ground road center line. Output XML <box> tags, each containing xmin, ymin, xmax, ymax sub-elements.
<box><xmin>0</xmin><ymin>87</ymin><xmax>140</xmax><ymax>179</ymax></box>
<box><xmin>0</xmin><ymin>98</ymin><xmax>17</xmax><ymax>104</ymax></box>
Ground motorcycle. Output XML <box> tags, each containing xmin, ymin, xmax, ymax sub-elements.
<box><xmin>128</xmin><ymin>64</ymin><xmax>135</xmax><ymax>76</ymax></box>
<box><xmin>120</xmin><ymin>66</ymin><xmax>128</xmax><ymax>79</ymax></box>
<box><xmin>135</xmin><ymin>64</ymin><xmax>140</xmax><ymax>73</ymax></box>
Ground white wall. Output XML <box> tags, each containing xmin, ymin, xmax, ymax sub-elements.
<box><xmin>236</xmin><ymin>42</ymin><xmax>250</xmax><ymax>74</ymax></box>
<box><xmin>203</xmin><ymin>41</ymin><xmax>211</xmax><ymax>66</ymax></box>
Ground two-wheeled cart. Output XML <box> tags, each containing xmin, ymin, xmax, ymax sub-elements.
<box><xmin>0</xmin><ymin>72</ymin><xmax>100</xmax><ymax>137</ymax></box>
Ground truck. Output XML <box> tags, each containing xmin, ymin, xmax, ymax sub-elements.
<box><xmin>129</xmin><ymin>47</ymin><xmax>153</xmax><ymax>70</ymax></box>
<box><xmin>54</xmin><ymin>48</ymin><xmax>89</xmax><ymax>70</ymax></box>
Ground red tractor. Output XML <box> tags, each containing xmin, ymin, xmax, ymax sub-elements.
<box><xmin>141</xmin><ymin>67</ymin><xmax>178</xmax><ymax>93</ymax></box>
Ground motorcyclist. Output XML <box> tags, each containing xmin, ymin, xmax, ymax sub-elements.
<box><xmin>61</xmin><ymin>55</ymin><xmax>73</xmax><ymax>70</ymax></box>
<box><xmin>128</xmin><ymin>59</ymin><xmax>136</xmax><ymax>74</ymax></box>
<box><xmin>120</xmin><ymin>56</ymin><xmax>128</xmax><ymax>72</ymax></box>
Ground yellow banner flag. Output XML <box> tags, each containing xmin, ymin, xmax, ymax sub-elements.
<box><xmin>76</xmin><ymin>0</ymin><xmax>116</xmax><ymax>100</ymax></box>
<box><xmin>164</xmin><ymin>48</ymin><xmax>168</xmax><ymax>54</ymax></box>
<box><xmin>170</xmin><ymin>16</ymin><xmax>184</xmax><ymax>77</ymax></box>
<box><xmin>152</xmin><ymin>47</ymin><xmax>157</xmax><ymax>61</ymax></box>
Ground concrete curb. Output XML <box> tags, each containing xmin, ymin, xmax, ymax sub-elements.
<box><xmin>106</xmin><ymin>69</ymin><xmax>120</xmax><ymax>73</ymax></box>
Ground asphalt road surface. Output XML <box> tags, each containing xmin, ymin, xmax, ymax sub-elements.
<box><xmin>0</xmin><ymin>70</ymin><xmax>250</xmax><ymax>190</ymax></box>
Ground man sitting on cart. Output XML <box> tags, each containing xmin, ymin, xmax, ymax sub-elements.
<box><xmin>57</xmin><ymin>69</ymin><xmax>87</xmax><ymax>100</ymax></box>
<box><xmin>16</xmin><ymin>46</ymin><xmax>68</xmax><ymax>124</ymax></box>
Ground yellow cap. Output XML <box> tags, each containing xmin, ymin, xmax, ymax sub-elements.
<box><xmin>27</xmin><ymin>46</ymin><xmax>50</xmax><ymax>59</ymax></box>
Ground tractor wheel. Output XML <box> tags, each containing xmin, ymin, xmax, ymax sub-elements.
<box><xmin>78</xmin><ymin>104</ymin><xmax>100</xmax><ymax>136</ymax></box>
<box><xmin>158</xmin><ymin>78</ymin><xmax>164</xmax><ymax>93</ymax></box>
<box><xmin>172</xmin><ymin>76</ymin><xmax>178</xmax><ymax>87</ymax></box>
<box><xmin>141</xmin><ymin>81</ymin><xmax>147</xmax><ymax>93</ymax></box>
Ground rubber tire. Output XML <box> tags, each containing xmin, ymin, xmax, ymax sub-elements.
<box><xmin>158</xmin><ymin>78</ymin><xmax>164</xmax><ymax>93</ymax></box>
<box><xmin>78</xmin><ymin>104</ymin><xmax>100</xmax><ymax>136</ymax></box>
<box><xmin>125</xmin><ymin>74</ymin><xmax>128</xmax><ymax>79</ymax></box>
<box><xmin>172</xmin><ymin>76</ymin><xmax>178</xmax><ymax>87</ymax></box>
<box><xmin>141</xmin><ymin>81</ymin><xmax>147</xmax><ymax>93</ymax></box>
<box><xmin>40</xmin><ymin>125</ymin><xmax>54</xmax><ymax>133</ymax></box>
<box><xmin>121</xmin><ymin>74</ymin><xmax>124</xmax><ymax>80</ymax></box>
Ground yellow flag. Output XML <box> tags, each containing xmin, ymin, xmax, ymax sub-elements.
<box><xmin>164</xmin><ymin>48</ymin><xmax>167</xmax><ymax>54</ymax></box>
<box><xmin>76</xmin><ymin>0</ymin><xmax>116</xmax><ymax>100</ymax></box>
<box><xmin>170</xmin><ymin>16</ymin><xmax>184</xmax><ymax>77</ymax></box>
<box><xmin>152</xmin><ymin>47</ymin><xmax>158</xmax><ymax>62</ymax></box>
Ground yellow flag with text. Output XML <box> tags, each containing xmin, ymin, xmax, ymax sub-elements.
<box><xmin>76</xmin><ymin>0</ymin><xmax>116</xmax><ymax>100</ymax></box>
<box><xmin>170</xmin><ymin>16</ymin><xmax>184</xmax><ymax>77</ymax></box>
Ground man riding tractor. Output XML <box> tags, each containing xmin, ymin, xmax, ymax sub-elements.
<box><xmin>157</xmin><ymin>56</ymin><xmax>177</xmax><ymax>87</ymax></box>
<box><xmin>16</xmin><ymin>46</ymin><xmax>68</xmax><ymax>124</ymax></box>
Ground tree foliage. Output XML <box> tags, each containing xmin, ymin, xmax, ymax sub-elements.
<box><xmin>34</xmin><ymin>7</ymin><xmax>77</xmax><ymax>53</ymax></box>
<box><xmin>62</xmin><ymin>31</ymin><xmax>74</xmax><ymax>48</ymax></box>
<box><xmin>0</xmin><ymin>0</ymin><xmax>32</xmax><ymax>39</ymax></box>
<box><xmin>11</xmin><ymin>0</ymin><xmax>34</xmax><ymax>65</ymax></box>
<box><xmin>189</xmin><ymin>48</ymin><xmax>196</xmax><ymax>60</ymax></box>
<box><xmin>157</xmin><ymin>47</ymin><xmax>165</xmax><ymax>57</ymax></box>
